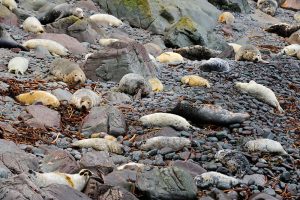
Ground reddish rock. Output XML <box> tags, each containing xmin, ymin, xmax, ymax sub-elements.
<box><xmin>25</xmin><ymin>105</ymin><xmax>61</xmax><ymax>129</ymax></box>
<box><xmin>76</xmin><ymin>0</ymin><xmax>99</xmax><ymax>12</ymax></box>
<box><xmin>281</xmin><ymin>0</ymin><xmax>300</xmax><ymax>11</ymax></box>
<box><xmin>37</xmin><ymin>33</ymin><xmax>88</xmax><ymax>55</ymax></box>
<box><xmin>0</xmin><ymin>5</ymin><xmax>18</xmax><ymax>26</ymax></box>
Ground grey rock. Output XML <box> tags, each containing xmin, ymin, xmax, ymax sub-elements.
<box><xmin>52</xmin><ymin>88</ymin><xmax>72</xmax><ymax>102</ymax></box>
<box><xmin>136</xmin><ymin>166</ymin><xmax>197</xmax><ymax>200</ymax></box>
<box><xmin>106</xmin><ymin>92</ymin><xmax>132</xmax><ymax>104</ymax></box>
<box><xmin>104</xmin><ymin>170</ymin><xmax>137</xmax><ymax>192</ymax></box>
<box><xmin>119</xmin><ymin>73</ymin><xmax>151</xmax><ymax>96</ymax></box>
<box><xmin>242</xmin><ymin>174</ymin><xmax>266</xmax><ymax>187</ymax></box>
<box><xmin>81</xmin><ymin>106</ymin><xmax>126</xmax><ymax>137</ymax></box>
<box><xmin>39</xmin><ymin>150</ymin><xmax>80</xmax><ymax>173</ymax></box>
<box><xmin>35</xmin><ymin>45</ymin><xmax>52</xmax><ymax>59</ymax></box>
<box><xmin>43</xmin><ymin>184</ymin><xmax>92</xmax><ymax>200</ymax></box>
<box><xmin>83</xmin><ymin>41</ymin><xmax>157</xmax><ymax>82</ymax></box>
<box><xmin>170</xmin><ymin>160</ymin><xmax>207</xmax><ymax>178</ymax></box>
<box><xmin>208</xmin><ymin>0</ymin><xmax>251</xmax><ymax>13</ymax></box>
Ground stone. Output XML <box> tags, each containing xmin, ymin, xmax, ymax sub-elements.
<box><xmin>23</xmin><ymin>105</ymin><xmax>61</xmax><ymax>129</ymax></box>
<box><xmin>35</xmin><ymin>45</ymin><xmax>52</xmax><ymax>58</ymax></box>
<box><xmin>208</xmin><ymin>0</ymin><xmax>251</xmax><ymax>13</ymax></box>
<box><xmin>105</xmin><ymin>92</ymin><xmax>132</xmax><ymax>103</ymax></box>
<box><xmin>118</xmin><ymin>73</ymin><xmax>152</xmax><ymax>96</ymax></box>
<box><xmin>104</xmin><ymin>170</ymin><xmax>137</xmax><ymax>192</ymax></box>
<box><xmin>37</xmin><ymin>33</ymin><xmax>88</xmax><ymax>55</ymax></box>
<box><xmin>80</xmin><ymin>151</ymin><xmax>115</xmax><ymax>175</ymax></box>
<box><xmin>39</xmin><ymin>150</ymin><xmax>80</xmax><ymax>173</ymax></box>
<box><xmin>43</xmin><ymin>184</ymin><xmax>92</xmax><ymax>200</ymax></box>
<box><xmin>242</xmin><ymin>174</ymin><xmax>266</xmax><ymax>187</ymax></box>
<box><xmin>81</xmin><ymin>106</ymin><xmax>126</xmax><ymax>137</ymax></box>
<box><xmin>136</xmin><ymin>166</ymin><xmax>197</xmax><ymax>200</ymax></box>
<box><xmin>0</xmin><ymin>140</ymin><xmax>39</xmax><ymax>176</ymax></box>
<box><xmin>170</xmin><ymin>160</ymin><xmax>207</xmax><ymax>178</ymax></box>
<box><xmin>76</xmin><ymin>0</ymin><xmax>99</xmax><ymax>12</ymax></box>
<box><xmin>143</xmin><ymin>42</ymin><xmax>163</xmax><ymax>56</ymax></box>
<box><xmin>51</xmin><ymin>88</ymin><xmax>72</xmax><ymax>102</ymax></box>
<box><xmin>95</xmin><ymin>0</ymin><xmax>220</xmax><ymax>46</ymax></box>
<box><xmin>0</xmin><ymin>5</ymin><xmax>18</xmax><ymax>26</ymax></box>
<box><xmin>45</xmin><ymin>16</ymin><xmax>102</xmax><ymax>44</ymax></box>
<box><xmin>249</xmin><ymin>193</ymin><xmax>279</xmax><ymax>200</ymax></box>
<box><xmin>83</xmin><ymin>41</ymin><xmax>157</xmax><ymax>82</ymax></box>
<box><xmin>281</xmin><ymin>0</ymin><xmax>300</xmax><ymax>11</ymax></box>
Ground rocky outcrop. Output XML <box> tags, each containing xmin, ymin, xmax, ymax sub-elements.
<box><xmin>94</xmin><ymin>0</ymin><xmax>220</xmax><ymax>47</ymax></box>
<box><xmin>83</xmin><ymin>41</ymin><xmax>157</xmax><ymax>82</ymax></box>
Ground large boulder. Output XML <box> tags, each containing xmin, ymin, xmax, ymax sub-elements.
<box><xmin>94</xmin><ymin>0</ymin><xmax>220</xmax><ymax>47</ymax></box>
<box><xmin>83</xmin><ymin>41</ymin><xmax>157</xmax><ymax>82</ymax></box>
<box><xmin>0</xmin><ymin>5</ymin><xmax>18</xmax><ymax>26</ymax></box>
<box><xmin>208</xmin><ymin>0</ymin><xmax>251</xmax><ymax>13</ymax></box>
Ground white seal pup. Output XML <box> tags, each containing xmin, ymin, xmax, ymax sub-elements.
<box><xmin>16</xmin><ymin>90</ymin><xmax>60</xmax><ymax>107</ymax></box>
<box><xmin>117</xmin><ymin>162</ymin><xmax>145</xmax><ymax>171</ymax></box>
<box><xmin>228</xmin><ymin>43</ymin><xmax>242</xmax><ymax>53</ymax></box>
<box><xmin>141</xmin><ymin>136</ymin><xmax>191</xmax><ymax>151</ymax></box>
<box><xmin>281</xmin><ymin>44</ymin><xmax>300</xmax><ymax>57</ymax></box>
<box><xmin>99</xmin><ymin>38</ymin><xmax>120</xmax><ymax>46</ymax></box>
<box><xmin>22</xmin><ymin>17</ymin><xmax>44</xmax><ymax>34</ymax></box>
<box><xmin>0</xmin><ymin>0</ymin><xmax>17</xmax><ymax>11</ymax></box>
<box><xmin>23</xmin><ymin>39</ymin><xmax>69</xmax><ymax>56</ymax></box>
<box><xmin>194</xmin><ymin>172</ymin><xmax>240</xmax><ymax>189</ymax></box>
<box><xmin>89</xmin><ymin>14</ymin><xmax>123</xmax><ymax>27</ymax></box>
<box><xmin>235</xmin><ymin>45</ymin><xmax>268</xmax><ymax>63</ymax></box>
<box><xmin>8</xmin><ymin>57</ymin><xmax>29</xmax><ymax>75</ymax></box>
<box><xmin>244</xmin><ymin>138</ymin><xmax>287</xmax><ymax>154</ymax></box>
<box><xmin>140</xmin><ymin>113</ymin><xmax>191</xmax><ymax>131</ymax></box>
<box><xmin>70</xmin><ymin>88</ymin><xmax>101</xmax><ymax>110</ymax></box>
<box><xmin>71</xmin><ymin>138</ymin><xmax>123</xmax><ymax>154</ymax></box>
<box><xmin>218</xmin><ymin>12</ymin><xmax>235</xmax><ymax>25</ymax></box>
<box><xmin>29</xmin><ymin>169</ymin><xmax>92</xmax><ymax>191</ymax></box>
<box><xmin>235</xmin><ymin>80</ymin><xmax>284</xmax><ymax>113</ymax></box>
<box><xmin>156</xmin><ymin>52</ymin><xmax>184</xmax><ymax>64</ymax></box>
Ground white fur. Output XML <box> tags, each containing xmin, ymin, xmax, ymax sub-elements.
<box><xmin>99</xmin><ymin>38</ymin><xmax>119</xmax><ymax>46</ymax></box>
<box><xmin>23</xmin><ymin>17</ymin><xmax>44</xmax><ymax>34</ymax></box>
<box><xmin>73</xmin><ymin>7</ymin><xmax>84</xmax><ymax>19</ymax></box>
<box><xmin>235</xmin><ymin>80</ymin><xmax>284</xmax><ymax>113</ymax></box>
<box><xmin>281</xmin><ymin>44</ymin><xmax>300</xmax><ymax>56</ymax></box>
<box><xmin>89</xmin><ymin>14</ymin><xmax>123</xmax><ymax>27</ymax></box>
<box><xmin>194</xmin><ymin>172</ymin><xmax>240</xmax><ymax>188</ymax></box>
<box><xmin>245</xmin><ymin>138</ymin><xmax>287</xmax><ymax>154</ymax></box>
<box><xmin>23</xmin><ymin>39</ymin><xmax>69</xmax><ymax>56</ymax></box>
<box><xmin>31</xmin><ymin>170</ymin><xmax>90</xmax><ymax>191</ymax></box>
<box><xmin>8</xmin><ymin>57</ymin><xmax>29</xmax><ymax>75</ymax></box>
<box><xmin>140</xmin><ymin>113</ymin><xmax>191</xmax><ymax>130</ymax></box>
<box><xmin>156</xmin><ymin>52</ymin><xmax>184</xmax><ymax>63</ymax></box>
<box><xmin>71</xmin><ymin>138</ymin><xmax>123</xmax><ymax>154</ymax></box>
<box><xmin>141</xmin><ymin>136</ymin><xmax>191</xmax><ymax>151</ymax></box>
<box><xmin>70</xmin><ymin>88</ymin><xmax>100</xmax><ymax>109</ymax></box>
<box><xmin>1</xmin><ymin>0</ymin><xmax>17</xmax><ymax>10</ymax></box>
<box><xmin>117</xmin><ymin>162</ymin><xmax>145</xmax><ymax>170</ymax></box>
<box><xmin>228</xmin><ymin>43</ymin><xmax>242</xmax><ymax>53</ymax></box>
<box><xmin>84</xmin><ymin>53</ymin><xmax>93</xmax><ymax>60</ymax></box>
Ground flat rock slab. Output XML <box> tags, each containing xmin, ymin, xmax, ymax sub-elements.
<box><xmin>281</xmin><ymin>0</ymin><xmax>300</xmax><ymax>11</ymax></box>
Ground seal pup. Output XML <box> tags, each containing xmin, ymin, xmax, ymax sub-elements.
<box><xmin>99</xmin><ymin>38</ymin><xmax>120</xmax><ymax>46</ymax></box>
<box><xmin>148</xmin><ymin>77</ymin><xmax>163</xmax><ymax>92</ymax></box>
<box><xmin>117</xmin><ymin>162</ymin><xmax>145</xmax><ymax>171</ymax></box>
<box><xmin>181</xmin><ymin>75</ymin><xmax>210</xmax><ymax>88</ymax></box>
<box><xmin>50</xmin><ymin>58</ymin><xmax>86</xmax><ymax>85</ymax></box>
<box><xmin>22</xmin><ymin>16</ymin><xmax>44</xmax><ymax>34</ymax></box>
<box><xmin>23</xmin><ymin>39</ymin><xmax>69</xmax><ymax>56</ymax></box>
<box><xmin>71</xmin><ymin>138</ymin><xmax>123</xmax><ymax>154</ymax></box>
<box><xmin>235</xmin><ymin>80</ymin><xmax>284</xmax><ymax>113</ymax></box>
<box><xmin>235</xmin><ymin>45</ymin><xmax>268</xmax><ymax>63</ymax></box>
<box><xmin>215</xmin><ymin>149</ymin><xmax>251</xmax><ymax>177</ymax></box>
<box><xmin>199</xmin><ymin>58</ymin><xmax>230</xmax><ymax>72</ymax></box>
<box><xmin>38</xmin><ymin>3</ymin><xmax>84</xmax><ymax>25</ymax></box>
<box><xmin>194</xmin><ymin>172</ymin><xmax>240</xmax><ymax>189</ymax></box>
<box><xmin>257</xmin><ymin>0</ymin><xmax>278</xmax><ymax>16</ymax></box>
<box><xmin>8</xmin><ymin>57</ymin><xmax>29</xmax><ymax>75</ymax></box>
<box><xmin>140</xmin><ymin>113</ymin><xmax>191</xmax><ymax>131</ymax></box>
<box><xmin>29</xmin><ymin>169</ymin><xmax>92</xmax><ymax>191</ymax></box>
<box><xmin>228</xmin><ymin>43</ymin><xmax>242</xmax><ymax>53</ymax></box>
<box><xmin>0</xmin><ymin>0</ymin><xmax>17</xmax><ymax>11</ymax></box>
<box><xmin>0</xmin><ymin>26</ymin><xmax>28</xmax><ymax>51</ymax></box>
<box><xmin>89</xmin><ymin>13</ymin><xmax>123</xmax><ymax>27</ymax></box>
<box><xmin>141</xmin><ymin>136</ymin><xmax>191</xmax><ymax>151</ymax></box>
<box><xmin>16</xmin><ymin>90</ymin><xmax>60</xmax><ymax>107</ymax></box>
<box><xmin>156</xmin><ymin>52</ymin><xmax>184</xmax><ymax>64</ymax></box>
<box><xmin>244</xmin><ymin>138</ymin><xmax>287</xmax><ymax>154</ymax></box>
<box><xmin>281</xmin><ymin>44</ymin><xmax>300</xmax><ymax>57</ymax></box>
<box><xmin>70</xmin><ymin>88</ymin><xmax>100</xmax><ymax>110</ymax></box>
<box><xmin>218</xmin><ymin>12</ymin><xmax>235</xmax><ymax>25</ymax></box>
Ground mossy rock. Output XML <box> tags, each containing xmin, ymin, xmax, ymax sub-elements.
<box><xmin>174</xmin><ymin>17</ymin><xmax>197</xmax><ymax>32</ymax></box>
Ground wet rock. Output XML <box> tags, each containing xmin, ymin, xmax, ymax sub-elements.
<box><xmin>171</xmin><ymin>101</ymin><xmax>250</xmax><ymax>126</ymax></box>
<box><xmin>104</xmin><ymin>170</ymin><xmax>137</xmax><ymax>192</ymax></box>
<box><xmin>119</xmin><ymin>73</ymin><xmax>152</xmax><ymax>96</ymax></box>
<box><xmin>80</xmin><ymin>151</ymin><xmax>114</xmax><ymax>175</ymax></box>
<box><xmin>136</xmin><ymin>166</ymin><xmax>197</xmax><ymax>200</ymax></box>
<box><xmin>81</xmin><ymin>106</ymin><xmax>126</xmax><ymax>137</ymax></box>
<box><xmin>249</xmin><ymin>192</ymin><xmax>279</xmax><ymax>200</ymax></box>
<box><xmin>37</xmin><ymin>33</ymin><xmax>88</xmax><ymax>55</ymax></box>
<box><xmin>22</xmin><ymin>105</ymin><xmax>61</xmax><ymax>129</ymax></box>
<box><xmin>39</xmin><ymin>150</ymin><xmax>80</xmax><ymax>173</ymax></box>
<box><xmin>170</xmin><ymin>160</ymin><xmax>207</xmax><ymax>178</ymax></box>
<box><xmin>83</xmin><ymin>41</ymin><xmax>157</xmax><ymax>82</ymax></box>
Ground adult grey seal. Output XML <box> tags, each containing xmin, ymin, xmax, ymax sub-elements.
<box><xmin>38</xmin><ymin>3</ymin><xmax>84</xmax><ymax>25</ymax></box>
<box><xmin>0</xmin><ymin>26</ymin><xmax>28</xmax><ymax>51</ymax></box>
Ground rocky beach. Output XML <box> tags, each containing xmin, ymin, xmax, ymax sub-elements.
<box><xmin>0</xmin><ymin>0</ymin><xmax>299</xmax><ymax>199</ymax></box>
